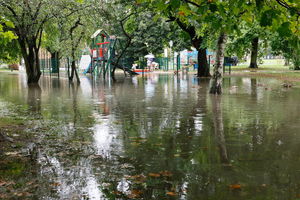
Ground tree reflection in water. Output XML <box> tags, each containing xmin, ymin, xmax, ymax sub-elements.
<box><xmin>2</xmin><ymin>73</ymin><xmax>300</xmax><ymax>199</ymax></box>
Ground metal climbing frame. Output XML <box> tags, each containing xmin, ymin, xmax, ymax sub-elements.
<box><xmin>89</xmin><ymin>30</ymin><xmax>117</xmax><ymax>78</ymax></box>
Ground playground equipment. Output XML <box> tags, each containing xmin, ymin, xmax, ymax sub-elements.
<box><xmin>83</xmin><ymin>29</ymin><xmax>138</xmax><ymax>77</ymax></box>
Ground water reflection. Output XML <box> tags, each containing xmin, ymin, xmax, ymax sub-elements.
<box><xmin>1</xmin><ymin>73</ymin><xmax>300</xmax><ymax>199</ymax></box>
<box><xmin>27</xmin><ymin>84</ymin><xmax>42</xmax><ymax>113</ymax></box>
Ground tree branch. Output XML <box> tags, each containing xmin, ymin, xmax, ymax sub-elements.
<box><xmin>182</xmin><ymin>0</ymin><xmax>200</xmax><ymax>7</ymax></box>
<box><xmin>0</xmin><ymin>2</ymin><xmax>19</xmax><ymax>20</ymax></box>
<box><xmin>275</xmin><ymin>0</ymin><xmax>300</xmax><ymax>16</ymax></box>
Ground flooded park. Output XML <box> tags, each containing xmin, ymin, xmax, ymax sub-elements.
<box><xmin>1</xmin><ymin>72</ymin><xmax>300</xmax><ymax>199</ymax></box>
<box><xmin>1</xmin><ymin>0</ymin><xmax>299</xmax><ymax>198</ymax></box>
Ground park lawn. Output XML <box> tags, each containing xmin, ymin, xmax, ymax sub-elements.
<box><xmin>231</xmin><ymin>64</ymin><xmax>291</xmax><ymax>72</ymax></box>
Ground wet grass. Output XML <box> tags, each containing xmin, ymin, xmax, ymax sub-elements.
<box><xmin>226</xmin><ymin>66</ymin><xmax>300</xmax><ymax>85</ymax></box>
<box><xmin>0</xmin><ymin>117</ymin><xmax>25</xmax><ymax>127</ymax></box>
<box><xmin>231</xmin><ymin>64</ymin><xmax>291</xmax><ymax>72</ymax></box>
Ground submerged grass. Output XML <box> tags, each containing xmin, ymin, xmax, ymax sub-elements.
<box><xmin>226</xmin><ymin>65</ymin><xmax>300</xmax><ymax>84</ymax></box>
<box><xmin>0</xmin><ymin>112</ymin><xmax>41</xmax><ymax>199</ymax></box>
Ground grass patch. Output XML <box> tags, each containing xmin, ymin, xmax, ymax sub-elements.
<box><xmin>0</xmin><ymin>117</ymin><xmax>25</xmax><ymax>127</ymax></box>
<box><xmin>231</xmin><ymin>64</ymin><xmax>291</xmax><ymax>72</ymax></box>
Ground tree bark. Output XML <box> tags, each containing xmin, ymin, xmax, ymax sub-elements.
<box><xmin>111</xmin><ymin>13</ymin><xmax>134</xmax><ymax>78</ymax></box>
<box><xmin>191</xmin><ymin>36</ymin><xmax>210</xmax><ymax>77</ymax></box>
<box><xmin>197</xmin><ymin>47</ymin><xmax>210</xmax><ymax>77</ymax></box>
<box><xmin>210</xmin><ymin>33</ymin><xmax>227</xmax><ymax>95</ymax></box>
<box><xmin>18</xmin><ymin>38</ymin><xmax>41</xmax><ymax>84</ymax></box>
<box><xmin>69</xmin><ymin>59</ymin><xmax>80</xmax><ymax>83</ymax></box>
<box><xmin>249</xmin><ymin>37</ymin><xmax>259</xmax><ymax>69</ymax></box>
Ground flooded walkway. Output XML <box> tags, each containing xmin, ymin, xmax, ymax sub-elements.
<box><xmin>1</xmin><ymin>72</ymin><xmax>300</xmax><ymax>199</ymax></box>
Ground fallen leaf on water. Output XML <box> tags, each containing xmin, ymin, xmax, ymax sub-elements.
<box><xmin>166</xmin><ymin>191</ymin><xmax>177</xmax><ymax>196</ymax></box>
<box><xmin>229</xmin><ymin>184</ymin><xmax>241</xmax><ymax>190</ymax></box>
<box><xmin>5</xmin><ymin>152</ymin><xmax>20</xmax><ymax>156</ymax></box>
<box><xmin>128</xmin><ymin>189</ymin><xmax>143</xmax><ymax>198</ymax></box>
<box><xmin>0</xmin><ymin>181</ymin><xmax>15</xmax><ymax>187</ymax></box>
<box><xmin>125</xmin><ymin>174</ymin><xmax>144</xmax><ymax>179</ymax></box>
<box><xmin>0</xmin><ymin>194</ymin><xmax>8</xmax><ymax>199</ymax></box>
<box><xmin>102</xmin><ymin>183</ymin><xmax>111</xmax><ymax>187</ymax></box>
<box><xmin>125</xmin><ymin>174</ymin><xmax>146</xmax><ymax>183</ymax></box>
<box><xmin>112</xmin><ymin>191</ymin><xmax>122</xmax><ymax>195</ymax></box>
<box><xmin>51</xmin><ymin>182</ymin><xmax>61</xmax><ymax>187</ymax></box>
<box><xmin>149</xmin><ymin>173</ymin><xmax>161</xmax><ymax>177</ymax></box>
<box><xmin>160</xmin><ymin>171</ymin><xmax>173</xmax><ymax>177</ymax></box>
<box><xmin>15</xmin><ymin>192</ymin><xmax>31</xmax><ymax>197</ymax></box>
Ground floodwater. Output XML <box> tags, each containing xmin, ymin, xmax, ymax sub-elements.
<box><xmin>1</xmin><ymin>72</ymin><xmax>300</xmax><ymax>200</ymax></box>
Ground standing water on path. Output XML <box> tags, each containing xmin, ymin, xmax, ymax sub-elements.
<box><xmin>1</xmin><ymin>72</ymin><xmax>300</xmax><ymax>199</ymax></box>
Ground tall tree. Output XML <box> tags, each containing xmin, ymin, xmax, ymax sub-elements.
<box><xmin>137</xmin><ymin>0</ymin><xmax>212</xmax><ymax>77</ymax></box>
<box><xmin>249</xmin><ymin>37</ymin><xmax>259</xmax><ymax>68</ymax></box>
<box><xmin>0</xmin><ymin>0</ymin><xmax>54</xmax><ymax>84</ymax></box>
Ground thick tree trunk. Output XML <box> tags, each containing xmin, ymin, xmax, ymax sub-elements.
<box><xmin>197</xmin><ymin>48</ymin><xmax>210</xmax><ymax>77</ymax></box>
<box><xmin>249</xmin><ymin>37</ymin><xmax>259</xmax><ymax>69</ymax></box>
<box><xmin>191</xmin><ymin>37</ymin><xmax>210</xmax><ymax>77</ymax></box>
<box><xmin>19</xmin><ymin>39</ymin><xmax>41</xmax><ymax>84</ymax></box>
<box><xmin>210</xmin><ymin>33</ymin><xmax>227</xmax><ymax>95</ymax></box>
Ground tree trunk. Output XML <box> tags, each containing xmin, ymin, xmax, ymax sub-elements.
<box><xmin>19</xmin><ymin>39</ymin><xmax>41</xmax><ymax>84</ymax></box>
<box><xmin>249</xmin><ymin>37</ymin><xmax>259</xmax><ymax>68</ymax></box>
<box><xmin>284</xmin><ymin>59</ymin><xmax>290</xmax><ymax>66</ymax></box>
<box><xmin>197</xmin><ymin>48</ymin><xmax>210</xmax><ymax>77</ymax></box>
<box><xmin>210</xmin><ymin>33</ymin><xmax>227</xmax><ymax>95</ymax></box>
<box><xmin>173</xmin><ymin>18</ymin><xmax>210</xmax><ymax>77</ymax></box>
<box><xmin>69</xmin><ymin>59</ymin><xmax>80</xmax><ymax>83</ymax></box>
<box><xmin>191</xmin><ymin>37</ymin><xmax>210</xmax><ymax>77</ymax></box>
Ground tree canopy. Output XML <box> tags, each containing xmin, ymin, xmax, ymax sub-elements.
<box><xmin>0</xmin><ymin>0</ymin><xmax>299</xmax><ymax>85</ymax></box>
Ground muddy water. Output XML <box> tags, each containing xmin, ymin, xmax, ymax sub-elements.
<box><xmin>1</xmin><ymin>72</ymin><xmax>300</xmax><ymax>200</ymax></box>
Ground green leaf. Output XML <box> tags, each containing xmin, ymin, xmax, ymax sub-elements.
<box><xmin>260</xmin><ymin>10</ymin><xmax>279</xmax><ymax>27</ymax></box>
<box><xmin>209</xmin><ymin>4</ymin><xmax>218</xmax><ymax>12</ymax></box>
<box><xmin>277</xmin><ymin>22</ymin><xmax>292</xmax><ymax>37</ymax></box>
<box><xmin>5</xmin><ymin>21</ymin><xmax>15</xmax><ymax>28</ymax></box>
